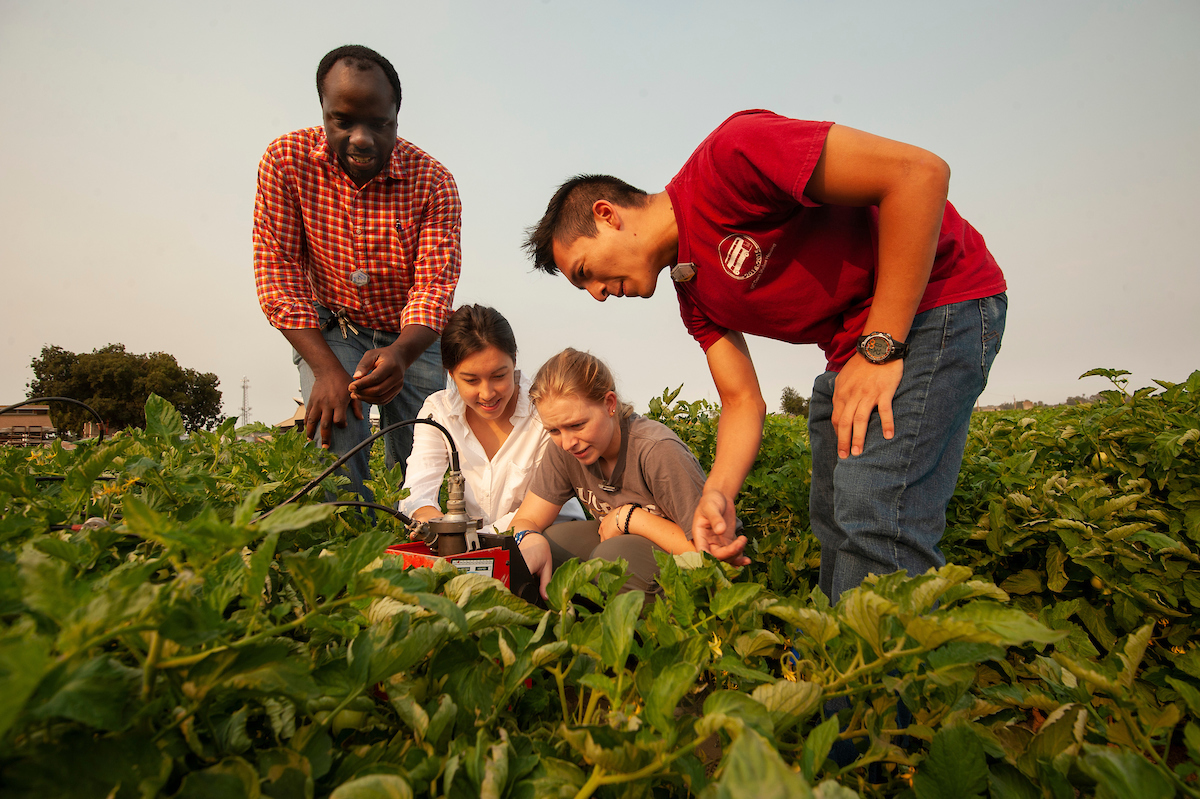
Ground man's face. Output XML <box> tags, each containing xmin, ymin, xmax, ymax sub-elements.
<box><xmin>320</xmin><ymin>61</ymin><xmax>398</xmax><ymax>187</ymax></box>
<box><xmin>552</xmin><ymin>213</ymin><xmax>661</xmax><ymax>302</ymax></box>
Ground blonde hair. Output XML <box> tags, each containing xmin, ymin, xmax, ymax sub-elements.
<box><xmin>530</xmin><ymin>348</ymin><xmax>634</xmax><ymax>419</ymax></box>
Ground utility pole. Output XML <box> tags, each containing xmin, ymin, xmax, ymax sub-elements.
<box><xmin>241</xmin><ymin>377</ymin><xmax>252</xmax><ymax>426</ymax></box>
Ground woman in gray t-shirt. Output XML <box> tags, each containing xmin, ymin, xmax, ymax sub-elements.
<box><xmin>508</xmin><ymin>348</ymin><xmax>728</xmax><ymax>598</ymax></box>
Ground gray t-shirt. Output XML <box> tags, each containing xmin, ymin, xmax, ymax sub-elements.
<box><xmin>529</xmin><ymin>414</ymin><xmax>706</xmax><ymax>538</ymax></box>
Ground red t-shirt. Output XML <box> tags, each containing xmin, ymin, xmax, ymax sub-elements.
<box><xmin>667</xmin><ymin>110</ymin><xmax>1007</xmax><ymax>370</ymax></box>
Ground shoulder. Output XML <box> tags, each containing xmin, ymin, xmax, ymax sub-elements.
<box><xmin>417</xmin><ymin>387</ymin><xmax>462</xmax><ymax>421</ymax></box>
<box><xmin>387</xmin><ymin>137</ymin><xmax>458</xmax><ymax>189</ymax></box>
<box><xmin>262</xmin><ymin>127</ymin><xmax>324</xmax><ymax>165</ymax></box>
<box><xmin>627</xmin><ymin>414</ymin><xmax>681</xmax><ymax>444</ymax></box>
<box><xmin>704</xmin><ymin>110</ymin><xmax>831</xmax><ymax>162</ymax></box>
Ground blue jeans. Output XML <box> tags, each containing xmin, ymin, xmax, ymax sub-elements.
<box><xmin>808</xmin><ymin>294</ymin><xmax>1006</xmax><ymax>603</ymax></box>
<box><xmin>294</xmin><ymin>304</ymin><xmax>446</xmax><ymax>501</ymax></box>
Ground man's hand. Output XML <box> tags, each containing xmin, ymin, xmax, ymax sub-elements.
<box><xmin>349</xmin><ymin>342</ymin><xmax>408</xmax><ymax>405</ymax></box>
<box><xmin>305</xmin><ymin>367</ymin><xmax>363</xmax><ymax>449</ymax></box>
<box><xmin>831</xmin><ymin>355</ymin><xmax>904</xmax><ymax>458</ymax></box>
<box><xmin>691</xmin><ymin>489</ymin><xmax>750</xmax><ymax>566</ymax></box>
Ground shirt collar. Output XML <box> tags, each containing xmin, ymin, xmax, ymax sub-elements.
<box><xmin>308</xmin><ymin>127</ymin><xmax>406</xmax><ymax>184</ymax></box>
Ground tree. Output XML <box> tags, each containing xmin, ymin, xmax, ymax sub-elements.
<box><xmin>27</xmin><ymin>344</ymin><xmax>223</xmax><ymax>435</ymax></box>
<box><xmin>780</xmin><ymin>386</ymin><xmax>809</xmax><ymax>417</ymax></box>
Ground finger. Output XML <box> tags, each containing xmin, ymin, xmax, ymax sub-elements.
<box><xmin>351</xmin><ymin>398</ymin><xmax>363</xmax><ymax>421</ymax></box>
<box><xmin>538</xmin><ymin>562</ymin><xmax>552</xmax><ymax>601</ymax></box>
<box><xmin>851</xmin><ymin>405</ymin><xmax>871</xmax><ymax>457</ymax></box>
<box><xmin>319</xmin><ymin>409</ymin><xmax>333</xmax><ymax>449</ymax></box>
<box><xmin>836</xmin><ymin>405</ymin><xmax>854</xmax><ymax>458</ymax></box>
<box><xmin>878</xmin><ymin>393</ymin><xmax>895</xmax><ymax>441</ymax></box>
<box><xmin>352</xmin><ymin>351</ymin><xmax>378</xmax><ymax>382</ymax></box>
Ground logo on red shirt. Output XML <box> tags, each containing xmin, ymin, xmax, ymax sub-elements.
<box><xmin>718</xmin><ymin>235</ymin><xmax>763</xmax><ymax>281</ymax></box>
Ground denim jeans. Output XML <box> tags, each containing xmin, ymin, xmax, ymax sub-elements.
<box><xmin>294</xmin><ymin>304</ymin><xmax>446</xmax><ymax>501</ymax></box>
<box><xmin>808</xmin><ymin>294</ymin><xmax>1007</xmax><ymax>603</ymax></box>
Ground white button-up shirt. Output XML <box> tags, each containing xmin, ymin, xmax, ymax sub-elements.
<box><xmin>400</xmin><ymin>372</ymin><xmax>584</xmax><ymax>533</ymax></box>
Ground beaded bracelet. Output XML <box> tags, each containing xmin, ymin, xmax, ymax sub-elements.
<box><xmin>622</xmin><ymin>503</ymin><xmax>642</xmax><ymax>536</ymax></box>
<box><xmin>514</xmin><ymin>529</ymin><xmax>534</xmax><ymax>546</ymax></box>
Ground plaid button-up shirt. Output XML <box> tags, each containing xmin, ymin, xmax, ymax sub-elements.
<box><xmin>253</xmin><ymin>127</ymin><xmax>461</xmax><ymax>333</ymax></box>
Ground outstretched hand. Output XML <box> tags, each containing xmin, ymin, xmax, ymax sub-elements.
<box><xmin>831</xmin><ymin>355</ymin><xmax>903</xmax><ymax>458</ymax></box>
<box><xmin>691</xmin><ymin>489</ymin><xmax>750</xmax><ymax>566</ymax></box>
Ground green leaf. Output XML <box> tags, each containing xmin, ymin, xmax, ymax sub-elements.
<box><xmin>145</xmin><ymin>393</ymin><xmax>186</xmax><ymax>439</ymax></box>
<box><xmin>799</xmin><ymin>715</ymin><xmax>839</xmax><ymax>784</ymax></box>
<box><xmin>0</xmin><ymin>627</ymin><xmax>51</xmax><ymax>739</ymax></box>
<box><xmin>987</xmin><ymin>762</ymin><xmax>1041</xmax><ymax>799</ymax></box>
<box><xmin>1076</xmin><ymin>743</ymin><xmax>1174</xmax><ymax>799</ymax></box>
<box><xmin>751</xmin><ymin>678</ymin><xmax>822</xmax><ymax>735</ymax></box>
<box><xmin>839</xmin><ymin>589</ymin><xmax>898</xmax><ymax>655</ymax></box>
<box><xmin>173</xmin><ymin>756</ymin><xmax>261</xmax><ymax>798</ymax></box>
<box><xmin>29</xmin><ymin>654</ymin><xmax>140</xmax><ymax>731</ymax></box>
<box><xmin>1166</xmin><ymin>676</ymin><xmax>1200</xmax><ymax>715</ymax></box>
<box><xmin>704</xmin><ymin>728</ymin><xmax>813</xmax><ymax>799</ymax></box>
<box><xmin>947</xmin><ymin>603</ymin><xmax>1066</xmax><ymax>648</ymax></box>
<box><xmin>255</xmin><ymin>504</ymin><xmax>336</xmax><ymax>535</ymax></box>
<box><xmin>643</xmin><ymin>660</ymin><xmax>699</xmax><ymax>734</ymax></box>
<box><xmin>912</xmin><ymin>724</ymin><xmax>987</xmax><ymax>799</ymax></box>
<box><xmin>698</xmin><ymin>690</ymin><xmax>775</xmax><ymax>743</ymax></box>
<box><xmin>329</xmin><ymin>774</ymin><xmax>414</xmax><ymax>799</ymax></box>
<box><xmin>711</xmin><ymin>582</ymin><xmax>764</xmax><ymax>619</ymax></box>
<box><xmin>599</xmin><ymin>589</ymin><xmax>643</xmax><ymax>671</ymax></box>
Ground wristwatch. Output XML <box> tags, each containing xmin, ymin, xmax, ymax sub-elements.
<box><xmin>856</xmin><ymin>331</ymin><xmax>909</xmax><ymax>364</ymax></box>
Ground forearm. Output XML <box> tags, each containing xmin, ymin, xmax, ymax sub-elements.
<box><xmin>864</xmin><ymin>166</ymin><xmax>947</xmax><ymax>340</ymax></box>
<box><xmin>280</xmin><ymin>328</ymin><xmax>345</xmax><ymax>377</ymax></box>
<box><xmin>388</xmin><ymin>324</ymin><xmax>439</xmax><ymax>369</ymax></box>
<box><xmin>625</xmin><ymin>508</ymin><xmax>695</xmax><ymax>556</ymax></box>
<box><xmin>705</xmin><ymin>395</ymin><xmax>766</xmax><ymax>500</ymax></box>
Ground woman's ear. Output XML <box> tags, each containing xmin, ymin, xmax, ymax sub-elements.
<box><xmin>605</xmin><ymin>391</ymin><xmax>618</xmax><ymax>417</ymax></box>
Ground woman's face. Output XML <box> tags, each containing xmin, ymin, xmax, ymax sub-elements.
<box><xmin>450</xmin><ymin>345</ymin><xmax>517</xmax><ymax>422</ymax></box>
<box><xmin>536</xmin><ymin>391</ymin><xmax>620</xmax><ymax>466</ymax></box>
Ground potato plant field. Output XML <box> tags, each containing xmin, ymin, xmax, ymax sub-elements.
<box><xmin>2</xmin><ymin>368</ymin><xmax>1198</xmax><ymax>798</ymax></box>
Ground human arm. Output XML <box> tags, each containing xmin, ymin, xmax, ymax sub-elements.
<box><xmin>599</xmin><ymin>503</ymin><xmax>695</xmax><ymax>556</ymax></box>
<box><xmin>692</xmin><ymin>331</ymin><xmax>761</xmax><ymax>565</ymax></box>
<box><xmin>280</xmin><ymin>329</ymin><xmax>362</xmax><ymax>447</ymax></box>
<box><xmin>398</xmin><ymin>396</ymin><xmax>454</xmax><ymax>524</ymax></box>
<box><xmin>348</xmin><ymin>323</ymin><xmax>439</xmax><ymax>405</ymax></box>
<box><xmin>804</xmin><ymin>124</ymin><xmax>950</xmax><ymax>458</ymax></box>
<box><xmin>509</xmin><ymin>492</ymin><xmax>566</xmax><ymax>600</ymax></box>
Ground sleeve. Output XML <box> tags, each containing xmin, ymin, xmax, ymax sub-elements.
<box><xmin>710</xmin><ymin>111</ymin><xmax>833</xmax><ymax>209</ymax></box>
<box><xmin>640</xmin><ymin>437</ymin><xmax>707</xmax><ymax>539</ymax></box>
<box><xmin>398</xmin><ymin>395</ymin><xmax>451</xmax><ymax>515</ymax></box>
<box><xmin>252</xmin><ymin>144</ymin><xmax>320</xmax><ymax>329</ymax></box>
<box><xmin>675</xmin><ymin>285</ymin><xmax>728</xmax><ymax>353</ymax></box>
<box><xmin>398</xmin><ymin>172</ymin><xmax>462</xmax><ymax>333</ymax></box>
<box><xmin>527</xmin><ymin>445</ymin><xmax>580</xmax><ymax>507</ymax></box>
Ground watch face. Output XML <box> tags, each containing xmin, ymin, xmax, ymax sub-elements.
<box><xmin>862</xmin><ymin>334</ymin><xmax>892</xmax><ymax>362</ymax></box>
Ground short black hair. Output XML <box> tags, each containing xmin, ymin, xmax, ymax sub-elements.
<box><xmin>523</xmin><ymin>174</ymin><xmax>649</xmax><ymax>275</ymax></box>
<box><xmin>316</xmin><ymin>45</ymin><xmax>402</xmax><ymax>111</ymax></box>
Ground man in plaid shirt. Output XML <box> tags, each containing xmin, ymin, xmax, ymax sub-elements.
<box><xmin>254</xmin><ymin>45</ymin><xmax>461</xmax><ymax>499</ymax></box>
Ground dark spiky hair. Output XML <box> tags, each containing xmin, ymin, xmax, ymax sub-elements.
<box><xmin>316</xmin><ymin>45</ymin><xmax>401</xmax><ymax>110</ymax></box>
<box><xmin>523</xmin><ymin>174</ymin><xmax>649</xmax><ymax>275</ymax></box>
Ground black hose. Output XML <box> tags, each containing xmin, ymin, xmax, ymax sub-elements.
<box><xmin>254</xmin><ymin>417</ymin><xmax>458</xmax><ymax>524</ymax></box>
<box><xmin>1</xmin><ymin>396</ymin><xmax>106</xmax><ymax>441</ymax></box>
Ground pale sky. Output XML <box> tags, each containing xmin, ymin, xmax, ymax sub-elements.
<box><xmin>2</xmin><ymin>1</ymin><xmax>1197</xmax><ymax>426</ymax></box>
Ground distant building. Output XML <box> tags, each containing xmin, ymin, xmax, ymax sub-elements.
<box><xmin>1</xmin><ymin>403</ymin><xmax>57</xmax><ymax>446</ymax></box>
<box><xmin>276</xmin><ymin>398</ymin><xmax>306</xmax><ymax>431</ymax></box>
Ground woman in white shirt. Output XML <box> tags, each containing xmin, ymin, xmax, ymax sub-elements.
<box><xmin>400</xmin><ymin>305</ymin><xmax>583</xmax><ymax>533</ymax></box>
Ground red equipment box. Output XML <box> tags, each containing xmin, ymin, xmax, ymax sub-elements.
<box><xmin>385</xmin><ymin>541</ymin><xmax>513</xmax><ymax>586</ymax></box>
<box><xmin>384</xmin><ymin>532</ymin><xmax>540</xmax><ymax>604</ymax></box>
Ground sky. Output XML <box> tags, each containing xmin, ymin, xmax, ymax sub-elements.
<box><xmin>2</xmin><ymin>0</ymin><xmax>1197</xmax><ymax>427</ymax></box>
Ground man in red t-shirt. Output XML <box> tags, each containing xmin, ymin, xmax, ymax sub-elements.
<box><xmin>524</xmin><ymin>110</ymin><xmax>1006</xmax><ymax>602</ymax></box>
